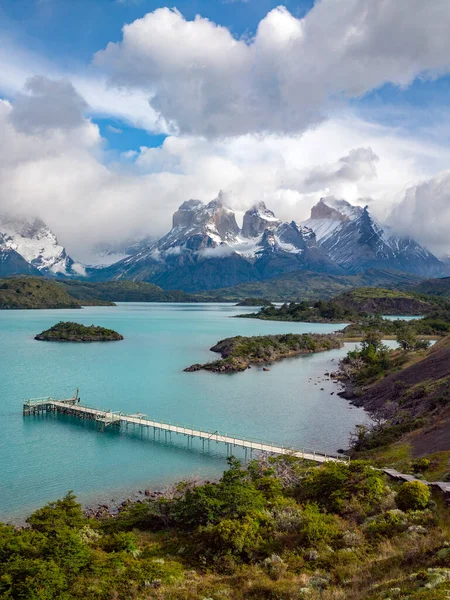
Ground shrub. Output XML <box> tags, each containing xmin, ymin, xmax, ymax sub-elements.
<box><xmin>296</xmin><ymin>504</ymin><xmax>341</xmax><ymax>547</ymax></box>
<box><xmin>198</xmin><ymin>515</ymin><xmax>264</xmax><ymax>561</ymax></box>
<box><xmin>395</xmin><ymin>481</ymin><xmax>431</xmax><ymax>511</ymax></box>
<box><xmin>297</xmin><ymin>461</ymin><xmax>386</xmax><ymax>515</ymax></box>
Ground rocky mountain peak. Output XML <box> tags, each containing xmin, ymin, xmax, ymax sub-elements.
<box><xmin>310</xmin><ymin>197</ymin><xmax>362</xmax><ymax>222</ymax></box>
<box><xmin>241</xmin><ymin>201</ymin><xmax>281</xmax><ymax>238</ymax></box>
<box><xmin>0</xmin><ymin>214</ymin><xmax>82</xmax><ymax>277</ymax></box>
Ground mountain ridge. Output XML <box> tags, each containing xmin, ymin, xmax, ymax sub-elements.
<box><xmin>1</xmin><ymin>196</ymin><xmax>447</xmax><ymax>291</ymax></box>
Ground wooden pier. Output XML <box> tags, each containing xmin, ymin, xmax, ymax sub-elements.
<box><xmin>23</xmin><ymin>392</ymin><xmax>349</xmax><ymax>463</ymax></box>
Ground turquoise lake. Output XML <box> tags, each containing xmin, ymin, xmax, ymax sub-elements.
<box><xmin>0</xmin><ymin>303</ymin><xmax>371</xmax><ymax>521</ymax></box>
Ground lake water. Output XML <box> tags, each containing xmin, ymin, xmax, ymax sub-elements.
<box><xmin>0</xmin><ymin>303</ymin><xmax>371</xmax><ymax>521</ymax></box>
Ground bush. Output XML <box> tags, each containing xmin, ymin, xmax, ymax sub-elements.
<box><xmin>296</xmin><ymin>504</ymin><xmax>341</xmax><ymax>547</ymax></box>
<box><xmin>297</xmin><ymin>461</ymin><xmax>386</xmax><ymax>515</ymax></box>
<box><xmin>395</xmin><ymin>481</ymin><xmax>431</xmax><ymax>511</ymax></box>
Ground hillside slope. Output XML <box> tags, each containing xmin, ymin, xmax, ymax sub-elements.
<box><xmin>333</xmin><ymin>287</ymin><xmax>432</xmax><ymax>315</ymax></box>
<box><xmin>0</xmin><ymin>277</ymin><xmax>83</xmax><ymax>309</ymax></box>
<box><xmin>351</xmin><ymin>336</ymin><xmax>450</xmax><ymax>456</ymax></box>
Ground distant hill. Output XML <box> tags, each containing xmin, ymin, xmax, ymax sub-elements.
<box><xmin>200</xmin><ymin>269</ymin><xmax>422</xmax><ymax>302</ymax></box>
<box><xmin>333</xmin><ymin>287</ymin><xmax>433</xmax><ymax>315</ymax></box>
<box><xmin>59</xmin><ymin>280</ymin><xmax>196</xmax><ymax>303</ymax></box>
<box><xmin>414</xmin><ymin>277</ymin><xmax>450</xmax><ymax>298</ymax></box>
<box><xmin>0</xmin><ymin>277</ymin><xmax>84</xmax><ymax>309</ymax></box>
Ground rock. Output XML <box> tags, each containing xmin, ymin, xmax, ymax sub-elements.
<box><xmin>263</xmin><ymin>367</ymin><xmax>270</xmax><ymax>371</ymax></box>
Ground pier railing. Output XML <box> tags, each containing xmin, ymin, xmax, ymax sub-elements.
<box><xmin>23</xmin><ymin>395</ymin><xmax>349</xmax><ymax>463</ymax></box>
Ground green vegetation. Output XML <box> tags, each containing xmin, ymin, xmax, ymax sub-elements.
<box><xmin>59</xmin><ymin>279</ymin><xmax>197</xmax><ymax>303</ymax></box>
<box><xmin>235</xmin><ymin>297</ymin><xmax>273</xmax><ymax>306</ymax></box>
<box><xmin>1</xmin><ymin>458</ymin><xmax>449</xmax><ymax>600</ymax></box>
<box><xmin>415</xmin><ymin>276</ymin><xmax>450</xmax><ymax>298</ymax></box>
<box><xmin>35</xmin><ymin>322</ymin><xmax>124</xmax><ymax>342</ymax></box>
<box><xmin>199</xmin><ymin>269</ymin><xmax>422</xmax><ymax>302</ymax></box>
<box><xmin>185</xmin><ymin>333</ymin><xmax>343</xmax><ymax>372</ymax></box>
<box><xmin>395</xmin><ymin>481</ymin><xmax>431</xmax><ymax>511</ymax></box>
<box><xmin>240</xmin><ymin>287</ymin><xmax>438</xmax><ymax>324</ymax></box>
<box><xmin>241</xmin><ymin>299</ymin><xmax>357</xmax><ymax>323</ymax></box>
<box><xmin>0</xmin><ymin>277</ymin><xmax>105</xmax><ymax>309</ymax></box>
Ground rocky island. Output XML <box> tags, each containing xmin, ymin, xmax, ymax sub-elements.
<box><xmin>185</xmin><ymin>333</ymin><xmax>343</xmax><ymax>373</ymax></box>
<box><xmin>35</xmin><ymin>321</ymin><xmax>124</xmax><ymax>342</ymax></box>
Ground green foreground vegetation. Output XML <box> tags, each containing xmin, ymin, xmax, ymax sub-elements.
<box><xmin>185</xmin><ymin>333</ymin><xmax>343</xmax><ymax>372</ymax></box>
<box><xmin>35</xmin><ymin>322</ymin><xmax>124</xmax><ymax>342</ymax></box>
<box><xmin>1</xmin><ymin>457</ymin><xmax>448</xmax><ymax>600</ymax></box>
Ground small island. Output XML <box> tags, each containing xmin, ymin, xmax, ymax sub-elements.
<box><xmin>35</xmin><ymin>321</ymin><xmax>124</xmax><ymax>342</ymax></box>
<box><xmin>235</xmin><ymin>297</ymin><xmax>273</xmax><ymax>307</ymax></box>
<box><xmin>185</xmin><ymin>333</ymin><xmax>343</xmax><ymax>373</ymax></box>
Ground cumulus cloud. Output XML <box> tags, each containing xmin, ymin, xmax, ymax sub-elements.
<box><xmin>301</xmin><ymin>147</ymin><xmax>379</xmax><ymax>187</ymax></box>
<box><xmin>10</xmin><ymin>76</ymin><xmax>88</xmax><ymax>134</ymax></box>
<box><xmin>388</xmin><ymin>171</ymin><xmax>450</xmax><ymax>257</ymax></box>
<box><xmin>2</xmin><ymin>75</ymin><xmax>450</xmax><ymax>262</ymax></box>
<box><xmin>95</xmin><ymin>1</ymin><xmax>450</xmax><ymax>137</ymax></box>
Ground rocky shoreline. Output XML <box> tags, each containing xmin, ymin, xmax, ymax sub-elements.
<box><xmin>185</xmin><ymin>333</ymin><xmax>343</xmax><ymax>373</ymax></box>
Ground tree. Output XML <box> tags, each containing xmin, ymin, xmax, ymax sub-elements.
<box><xmin>396</xmin><ymin>325</ymin><xmax>418</xmax><ymax>351</ymax></box>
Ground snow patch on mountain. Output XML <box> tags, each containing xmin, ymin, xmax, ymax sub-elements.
<box><xmin>0</xmin><ymin>216</ymin><xmax>83</xmax><ymax>276</ymax></box>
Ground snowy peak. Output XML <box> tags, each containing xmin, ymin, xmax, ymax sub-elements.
<box><xmin>303</xmin><ymin>198</ymin><xmax>446</xmax><ymax>277</ymax></box>
<box><xmin>312</xmin><ymin>197</ymin><xmax>362</xmax><ymax>221</ymax></box>
<box><xmin>241</xmin><ymin>201</ymin><xmax>281</xmax><ymax>238</ymax></box>
<box><xmin>159</xmin><ymin>193</ymin><xmax>240</xmax><ymax>254</ymax></box>
<box><xmin>0</xmin><ymin>215</ymin><xmax>83</xmax><ymax>277</ymax></box>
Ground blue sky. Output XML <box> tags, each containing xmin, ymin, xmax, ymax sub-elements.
<box><xmin>0</xmin><ymin>0</ymin><xmax>315</xmax><ymax>152</ymax></box>
<box><xmin>3</xmin><ymin>0</ymin><xmax>447</xmax><ymax>152</ymax></box>
<box><xmin>1</xmin><ymin>0</ymin><xmax>450</xmax><ymax>259</ymax></box>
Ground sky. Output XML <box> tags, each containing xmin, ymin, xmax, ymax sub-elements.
<box><xmin>1</xmin><ymin>0</ymin><xmax>450</xmax><ymax>261</ymax></box>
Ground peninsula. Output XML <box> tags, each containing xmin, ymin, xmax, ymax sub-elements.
<box><xmin>185</xmin><ymin>333</ymin><xmax>343</xmax><ymax>373</ymax></box>
<box><xmin>35</xmin><ymin>321</ymin><xmax>124</xmax><ymax>342</ymax></box>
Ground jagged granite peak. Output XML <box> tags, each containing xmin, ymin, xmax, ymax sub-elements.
<box><xmin>303</xmin><ymin>197</ymin><xmax>447</xmax><ymax>277</ymax></box>
<box><xmin>0</xmin><ymin>214</ymin><xmax>84</xmax><ymax>277</ymax></box>
<box><xmin>95</xmin><ymin>194</ymin><xmax>345</xmax><ymax>289</ymax></box>
<box><xmin>241</xmin><ymin>201</ymin><xmax>281</xmax><ymax>238</ymax></box>
<box><xmin>159</xmin><ymin>192</ymin><xmax>240</xmax><ymax>252</ymax></box>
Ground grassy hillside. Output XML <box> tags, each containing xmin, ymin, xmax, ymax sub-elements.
<box><xmin>415</xmin><ymin>276</ymin><xmax>450</xmax><ymax>298</ymax></box>
<box><xmin>59</xmin><ymin>279</ymin><xmax>197</xmax><ymax>303</ymax></box>
<box><xmin>329</xmin><ymin>319</ymin><xmax>450</xmax><ymax>488</ymax></box>
<box><xmin>200</xmin><ymin>269</ymin><xmax>421</xmax><ymax>302</ymax></box>
<box><xmin>0</xmin><ymin>277</ymin><xmax>84</xmax><ymax>309</ymax></box>
<box><xmin>239</xmin><ymin>288</ymin><xmax>439</xmax><ymax>326</ymax></box>
<box><xmin>333</xmin><ymin>287</ymin><xmax>433</xmax><ymax>315</ymax></box>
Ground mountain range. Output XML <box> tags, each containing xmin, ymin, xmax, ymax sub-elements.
<box><xmin>1</xmin><ymin>196</ymin><xmax>448</xmax><ymax>291</ymax></box>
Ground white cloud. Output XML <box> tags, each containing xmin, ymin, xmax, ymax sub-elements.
<box><xmin>10</xmin><ymin>76</ymin><xmax>88</xmax><ymax>134</ymax></box>
<box><xmin>106</xmin><ymin>125</ymin><xmax>123</xmax><ymax>134</ymax></box>
<box><xmin>0</xmin><ymin>36</ymin><xmax>165</xmax><ymax>133</ymax></box>
<box><xmin>95</xmin><ymin>1</ymin><xmax>450</xmax><ymax>137</ymax></box>
<box><xmin>388</xmin><ymin>171</ymin><xmax>450</xmax><ymax>257</ymax></box>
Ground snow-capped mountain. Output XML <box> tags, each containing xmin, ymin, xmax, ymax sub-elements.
<box><xmin>0</xmin><ymin>216</ymin><xmax>84</xmax><ymax>277</ymax></box>
<box><xmin>96</xmin><ymin>194</ymin><xmax>342</xmax><ymax>291</ymax></box>
<box><xmin>303</xmin><ymin>197</ymin><xmax>446</xmax><ymax>277</ymax></box>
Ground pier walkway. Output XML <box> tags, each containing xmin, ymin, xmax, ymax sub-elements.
<box><xmin>23</xmin><ymin>393</ymin><xmax>348</xmax><ymax>463</ymax></box>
